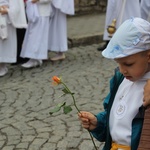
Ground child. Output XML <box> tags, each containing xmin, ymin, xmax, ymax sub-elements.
<box><xmin>20</xmin><ymin>0</ymin><xmax>52</xmax><ymax>68</ymax></box>
<box><xmin>78</xmin><ymin>17</ymin><xmax>150</xmax><ymax>150</ymax></box>
<box><xmin>0</xmin><ymin>0</ymin><xmax>27</xmax><ymax>76</ymax></box>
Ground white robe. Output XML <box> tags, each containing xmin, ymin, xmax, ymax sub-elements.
<box><xmin>20</xmin><ymin>17</ymin><xmax>49</xmax><ymax>60</ymax></box>
<box><xmin>48</xmin><ymin>0</ymin><xmax>74</xmax><ymax>52</ymax></box>
<box><xmin>141</xmin><ymin>0</ymin><xmax>150</xmax><ymax>21</ymax></box>
<box><xmin>52</xmin><ymin>0</ymin><xmax>74</xmax><ymax>15</ymax></box>
<box><xmin>103</xmin><ymin>0</ymin><xmax>141</xmax><ymax>41</ymax></box>
<box><xmin>20</xmin><ymin>0</ymin><xmax>51</xmax><ymax>60</ymax></box>
<box><xmin>0</xmin><ymin>0</ymin><xmax>27</xmax><ymax>63</ymax></box>
<box><xmin>9</xmin><ymin>0</ymin><xmax>27</xmax><ymax>28</ymax></box>
<box><xmin>109</xmin><ymin>71</ymin><xmax>150</xmax><ymax>146</ymax></box>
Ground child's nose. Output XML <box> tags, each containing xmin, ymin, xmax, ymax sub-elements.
<box><xmin>119</xmin><ymin>66</ymin><xmax>127</xmax><ymax>74</ymax></box>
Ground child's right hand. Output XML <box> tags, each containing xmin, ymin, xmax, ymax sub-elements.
<box><xmin>78</xmin><ymin>111</ymin><xmax>98</xmax><ymax>131</ymax></box>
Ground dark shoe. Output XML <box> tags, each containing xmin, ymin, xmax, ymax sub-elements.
<box><xmin>97</xmin><ymin>41</ymin><xmax>109</xmax><ymax>51</ymax></box>
<box><xmin>11</xmin><ymin>58</ymin><xmax>29</xmax><ymax>65</ymax></box>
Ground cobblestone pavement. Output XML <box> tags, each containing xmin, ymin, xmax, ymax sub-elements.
<box><xmin>0</xmin><ymin>44</ymin><xmax>117</xmax><ymax>150</ymax></box>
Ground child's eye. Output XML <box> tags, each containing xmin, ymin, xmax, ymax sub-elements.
<box><xmin>125</xmin><ymin>63</ymin><xmax>133</xmax><ymax>67</ymax></box>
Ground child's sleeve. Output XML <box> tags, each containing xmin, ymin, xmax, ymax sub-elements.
<box><xmin>90</xmin><ymin>69</ymin><xmax>124</xmax><ymax>142</ymax></box>
<box><xmin>90</xmin><ymin>111</ymin><xmax>107</xmax><ymax>142</ymax></box>
<box><xmin>90</xmin><ymin>91</ymin><xmax>111</xmax><ymax>142</ymax></box>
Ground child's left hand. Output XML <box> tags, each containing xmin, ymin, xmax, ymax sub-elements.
<box><xmin>0</xmin><ymin>6</ymin><xmax>8</xmax><ymax>15</ymax></box>
<box><xmin>32</xmin><ymin>0</ymin><xmax>39</xmax><ymax>3</ymax></box>
<box><xmin>143</xmin><ymin>79</ymin><xmax>150</xmax><ymax>107</ymax></box>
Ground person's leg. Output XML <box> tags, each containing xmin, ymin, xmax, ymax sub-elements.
<box><xmin>0</xmin><ymin>24</ymin><xmax>16</xmax><ymax>76</ymax></box>
<box><xmin>21</xmin><ymin>59</ymin><xmax>42</xmax><ymax>68</ymax></box>
<box><xmin>21</xmin><ymin>17</ymin><xmax>49</xmax><ymax>68</ymax></box>
<box><xmin>50</xmin><ymin>52</ymin><xmax>66</xmax><ymax>61</ymax></box>
<box><xmin>49</xmin><ymin>7</ymin><xmax>67</xmax><ymax>61</ymax></box>
<box><xmin>0</xmin><ymin>63</ymin><xmax>8</xmax><ymax>77</ymax></box>
<box><xmin>15</xmin><ymin>29</ymin><xmax>28</xmax><ymax>64</ymax></box>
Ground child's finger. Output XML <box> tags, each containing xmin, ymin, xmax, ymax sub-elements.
<box><xmin>143</xmin><ymin>99</ymin><xmax>150</xmax><ymax>107</ymax></box>
<box><xmin>82</xmin><ymin>124</ymin><xmax>90</xmax><ymax>129</ymax></box>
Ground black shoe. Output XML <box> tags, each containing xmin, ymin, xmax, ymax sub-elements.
<box><xmin>11</xmin><ymin>58</ymin><xmax>29</xmax><ymax>65</ymax></box>
<box><xmin>97</xmin><ymin>41</ymin><xmax>109</xmax><ymax>51</ymax></box>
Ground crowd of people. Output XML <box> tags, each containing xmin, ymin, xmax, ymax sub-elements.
<box><xmin>0</xmin><ymin>0</ymin><xmax>149</xmax><ymax>77</ymax></box>
<box><xmin>0</xmin><ymin>0</ymin><xmax>74</xmax><ymax>76</ymax></box>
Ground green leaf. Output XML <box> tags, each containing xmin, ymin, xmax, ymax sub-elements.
<box><xmin>49</xmin><ymin>106</ymin><xmax>61</xmax><ymax>115</ymax></box>
<box><xmin>49</xmin><ymin>102</ymin><xmax>66</xmax><ymax>115</ymax></box>
<box><xmin>62</xmin><ymin>88</ymin><xmax>70</xmax><ymax>94</ymax></box>
<box><xmin>63</xmin><ymin>105</ymin><xmax>72</xmax><ymax>114</ymax></box>
<box><xmin>58</xmin><ymin>102</ymin><xmax>66</xmax><ymax>107</ymax></box>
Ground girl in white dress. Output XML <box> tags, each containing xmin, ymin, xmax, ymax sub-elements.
<box><xmin>21</xmin><ymin>0</ymin><xmax>52</xmax><ymax>68</ymax></box>
<box><xmin>48</xmin><ymin>0</ymin><xmax>74</xmax><ymax>61</ymax></box>
<box><xmin>0</xmin><ymin>0</ymin><xmax>27</xmax><ymax>76</ymax></box>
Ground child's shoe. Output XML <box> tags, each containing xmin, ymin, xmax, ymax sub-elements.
<box><xmin>0</xmin><ymin>66</ymin><xmax>8</xmax><ymax>77</ymax></box>
<box><xmin>21</xmin><ymin>59</ymin><xmax>43</xmax><ymax>68</ymax></box>
<box><xmin>50</xmin><ymin>53</ymin><xmax>65</xmax><ymax>61</ymax></box>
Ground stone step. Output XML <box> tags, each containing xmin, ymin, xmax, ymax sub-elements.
<box><xmin>67</xmin><ymin>12</ymin><xmax>106</xmax><ymax>48</ymax></box>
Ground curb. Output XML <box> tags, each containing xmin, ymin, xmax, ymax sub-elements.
<box><xmin>68</xmin><ymin>32</ymin><xmax>104</xmax><ymax>48</ymax></box>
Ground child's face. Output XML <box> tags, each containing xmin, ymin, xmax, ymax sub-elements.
<box><xmin>115</xmin><ymin>51</ymin><xmax>150</xmax><ymax>82</ymax></box>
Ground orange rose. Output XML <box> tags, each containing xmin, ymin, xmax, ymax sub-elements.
<box><xmin>52</xmin><ymin>76</ymin><xmax>61</xmax><ymax>85</ymax></box>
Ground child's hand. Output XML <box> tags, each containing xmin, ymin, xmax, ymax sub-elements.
<box><xmin>143</xmin><ymin>79</ymin><xmax>150</xmax><ymax>107</ymax></box>
<box><xmin>32</xmin><ymin>0</ymin><xmax>39</xmax><ymax>3</ymax></box>
<box><xmin>78</xmin><ymin>111</ymin><xmax>97</xmax><ymax>131</ymax></box>
<box><xmin>0</xmin><ymin>6</ymin><xmax>8</xmax><ymax>15</ymax></box>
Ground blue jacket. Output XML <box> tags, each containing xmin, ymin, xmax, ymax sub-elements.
<box><xmin>91</xmin><ymin>69</ymin><xmax>144</xmax><ymax>150</ymax></box>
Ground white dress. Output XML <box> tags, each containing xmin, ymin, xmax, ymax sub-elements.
<box><xmin>0</xmin><ymin>23</ymin><xmax>17</xmax><ymax>63</ymax></box>
<box><xmin>48</xmin><ymin>0</ymin><xmax>74</xmax><ymax>52</ymax></box>
<box><xmin>20</xmin><ymin>0</ymin><xmax>52</xmax><ymax>60</ymax></box>
<box><xmin>103</xmin><ymin>0</ymin><xmax>141</xmax><ymax>41</ymax></box>
<box><xmin>141</xmin><ymin>0</ymin><xmax>150</xmax><ymax>20</ymax></box>
<box><xmin>0</xmin><ymin>0</ymin><xmax>27</xmax><ymax>63</ymax></box>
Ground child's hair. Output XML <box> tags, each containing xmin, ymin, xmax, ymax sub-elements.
<box><xmin>102</xmin><ymin>17</ymin><xmax>150</xmax><ymax>59</ymax></box>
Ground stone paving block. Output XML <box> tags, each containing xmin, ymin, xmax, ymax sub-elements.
<box><xmin>21</xmin><ymin>136</ymin><xmax>35</xmax><ymax>142</ymax></box>
<box><xmin>41</xmin><ymin>142</ymin><xmax>56</xmax><ymax>150</ymax></box>
<box><xmin>16</xmin><ymin>142</ymin><xmax>29</xmax><ymax>149</ymax></box>
<box><xmin>79</xmin><ymin>139</ymin><xmax>97</xmax><ymax>150</ymax></box>
<box><xmin>57</xmin><ymin>139</ymin><xmax>68</xmax><ymax>149</ymax></box>
<box><xmin>49</xmin><ymin>136</ymin><xmax>62</xmax><ymax>143</ymax></box>
<box><xmin>1</xmin><ymin>146</ymin><xmax>15</xmax><ymax>150</ymax></box>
